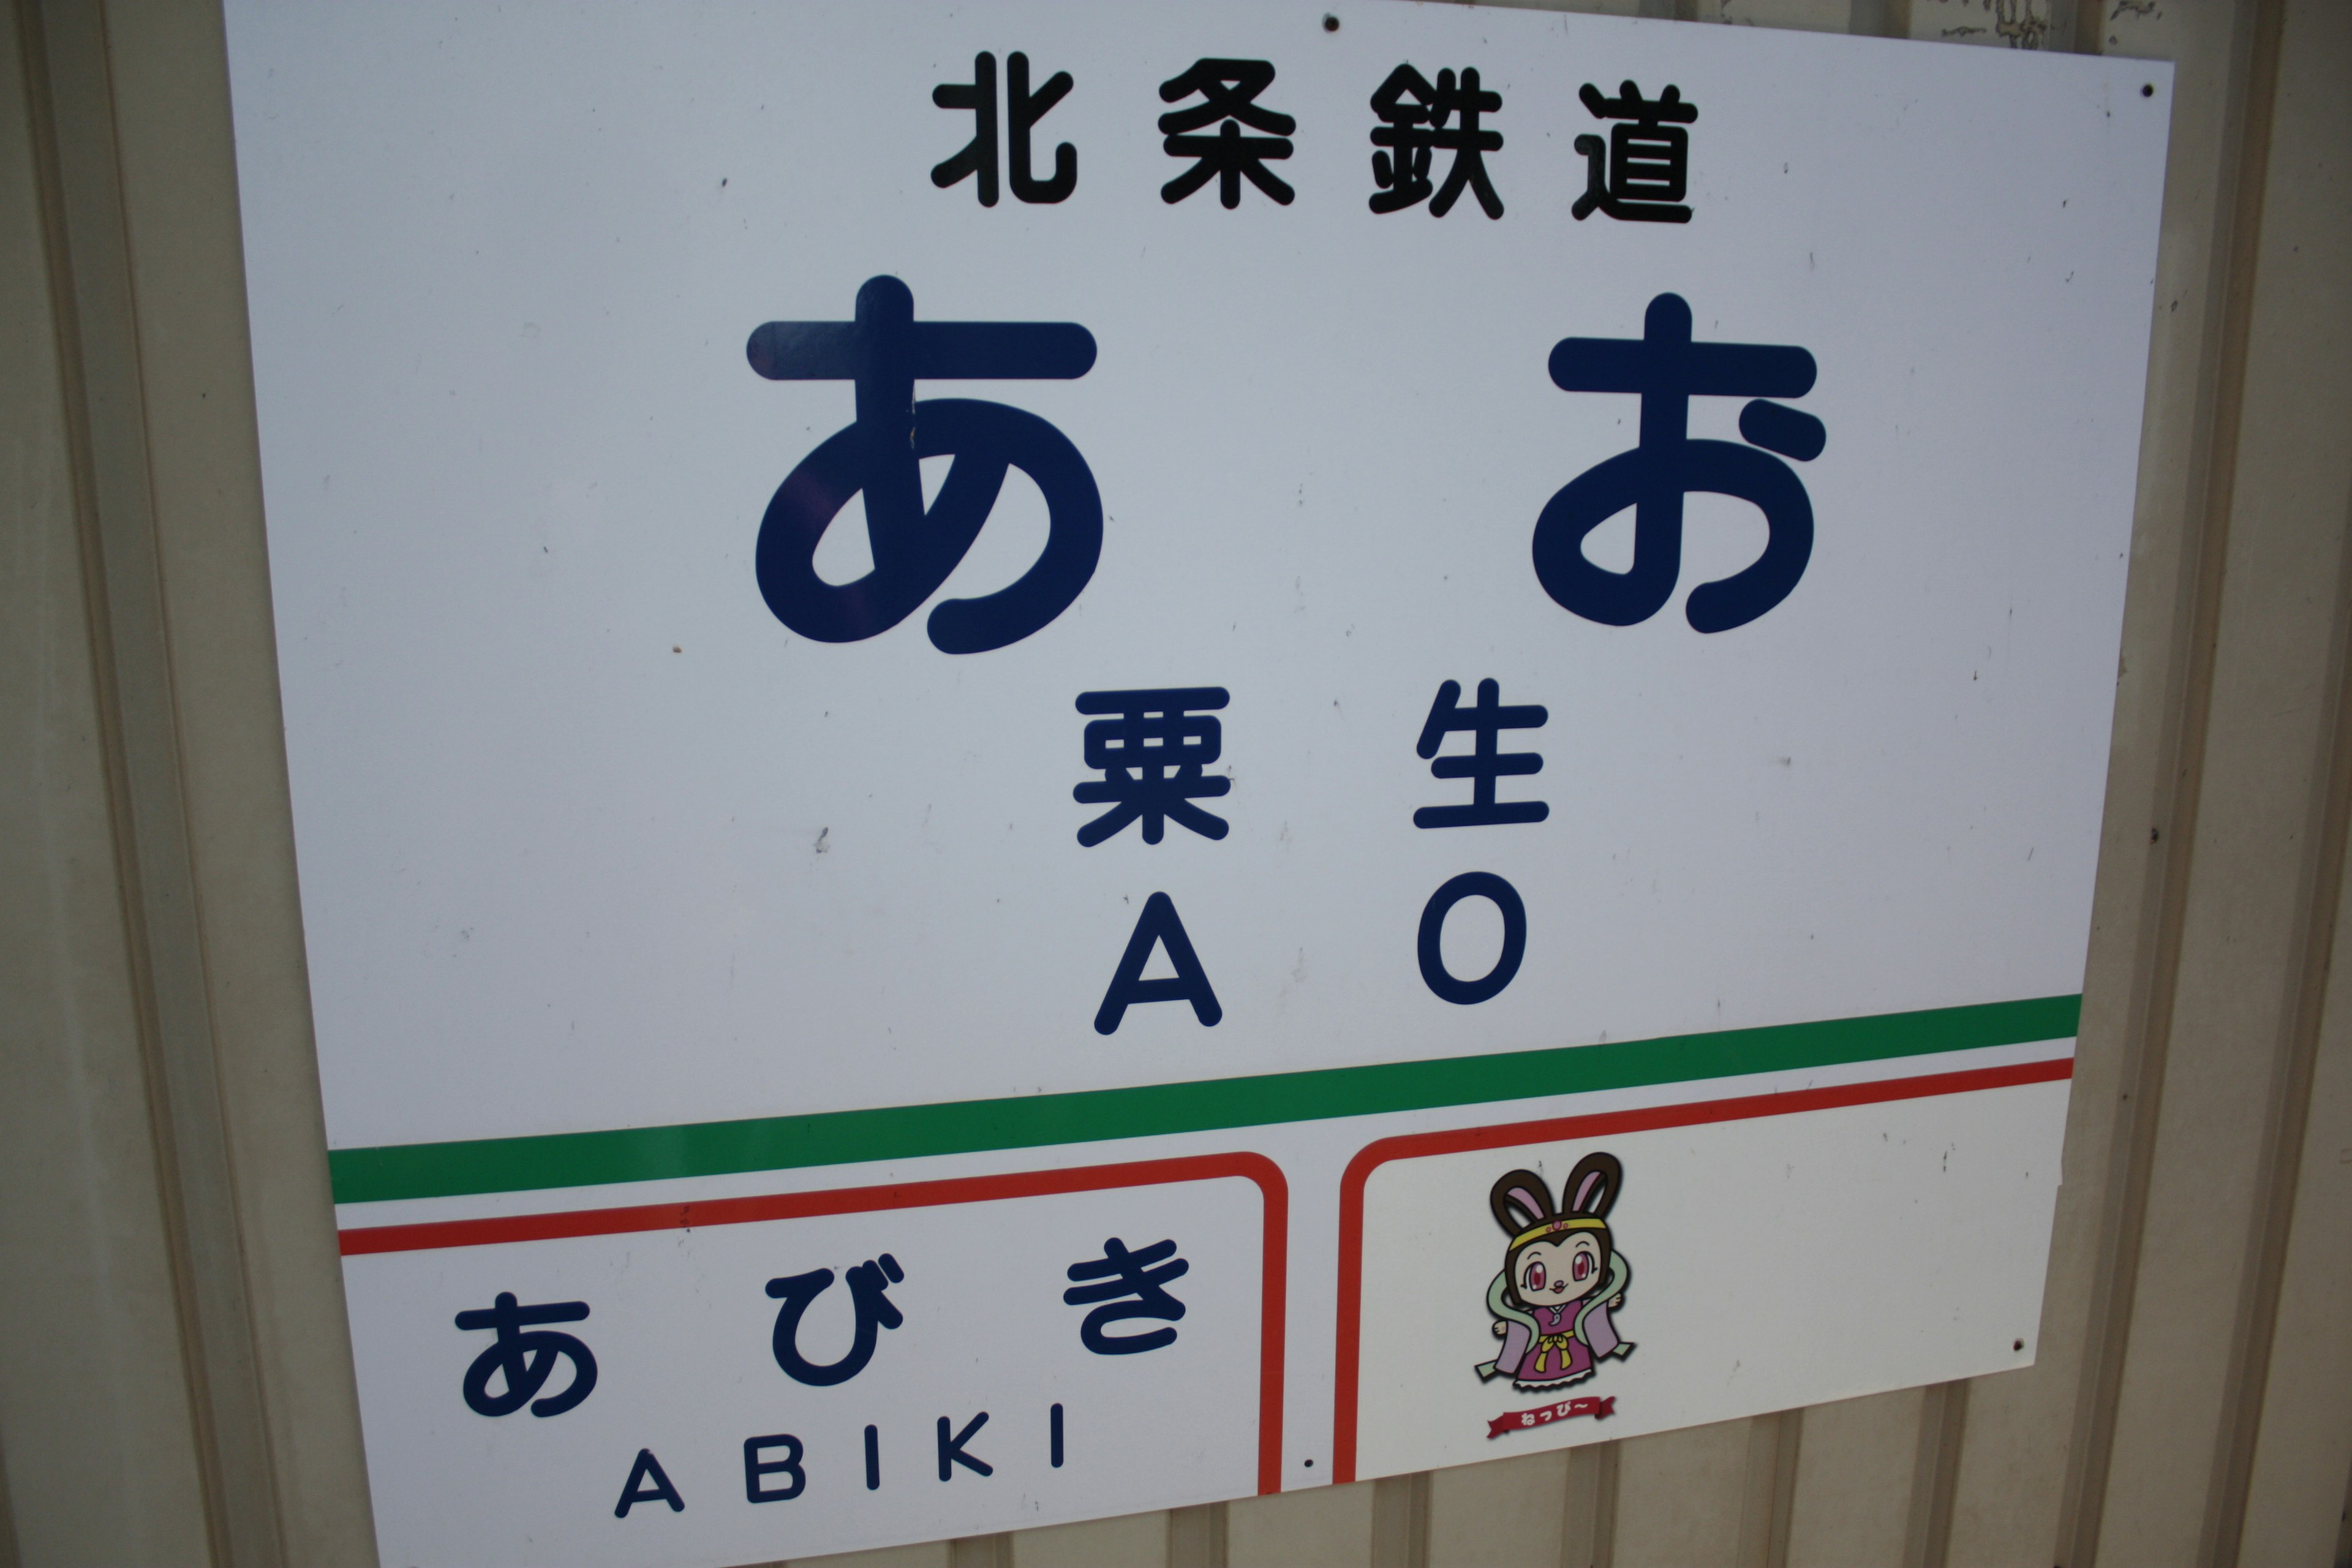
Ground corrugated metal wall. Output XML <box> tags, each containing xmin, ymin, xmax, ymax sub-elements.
<box><xmin>3</xmin><ymin>1</ymin><xmax>2346</xmax><ymax>1564</ymax></box>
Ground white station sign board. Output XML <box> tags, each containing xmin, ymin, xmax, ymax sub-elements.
<box><xmin>226</xmin><ymin>3</ymin><xmax>2168</xmax><ymax>1562</ymax></box>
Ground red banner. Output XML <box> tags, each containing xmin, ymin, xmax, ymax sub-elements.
<box><xmin>1485</xmin><ymin>1393</ymin><xmax>1616</xmax><ymax>1439</ymax></box>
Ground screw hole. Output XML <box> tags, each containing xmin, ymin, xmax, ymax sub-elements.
<box><xmin>2013</xmin><ymin>1338</ymin><xmax>2026</xmax><ymax>1351</ymax></box>
<box><xmin>1323</xmin><ymin>13</ymin><xmax>1340</xmax><ymax>31</ymax></box>
<box><xmin>2141</xmin><ymin>83</ymin><xmax>2154</xmax><ymax>97</ymax></box>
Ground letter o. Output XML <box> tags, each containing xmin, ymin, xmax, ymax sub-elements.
<box><xmin>1417</xmin><ymin>872</ymin><xmax>1527</xmax><ymax>1005</ymax></box>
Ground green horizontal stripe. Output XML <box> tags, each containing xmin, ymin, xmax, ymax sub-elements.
<box><xmin>330</xmin><ymin>993</ymin><xmax>2079</xmax><ymax>1205</ymax></box>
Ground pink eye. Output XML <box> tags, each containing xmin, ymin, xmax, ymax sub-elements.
<box><xmin>1524</xmin><ymin>1261</ymin><xmax>1547</xmax><ymax>1291</ymax></box>
<box><xmin>1573</xmin><ymin>1253</ymin><xmax>1593</xmax><ymax>1281</ymax></box>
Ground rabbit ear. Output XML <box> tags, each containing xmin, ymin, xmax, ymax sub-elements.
<box><xmin>1490</xmin><ymin>1169</ymin><xmax>1555</xmax><ymax>1235</ymax></box>
<box><xmin>1564</xmin><ymin>1152</ymin><xmax>1623</xmax><ymax>1219</ymax></box>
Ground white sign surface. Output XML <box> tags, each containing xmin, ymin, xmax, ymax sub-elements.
<box><xmin>226</xmin><ymin>2</ymin><xmax>2168</xmax><ymax>1561</ymax></box>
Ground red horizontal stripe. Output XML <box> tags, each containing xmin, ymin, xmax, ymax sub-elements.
<box><xmin>342</xmin><ymin>1152</ymin><xmax>1276</xmax><ymax>1254</ymax></box>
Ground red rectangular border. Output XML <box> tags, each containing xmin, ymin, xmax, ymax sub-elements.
<box><xmin>341</xmin><ymin>1153</ymin><xmax>1289</xmax><ymax>1495</ymax></box>
<box><xmin>1329</xmin><ymin>1058</ymin><xmax>2073</xmax><ymax>1483</ymax></box>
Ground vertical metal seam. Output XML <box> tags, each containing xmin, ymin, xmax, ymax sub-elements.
<box><xmin>1591</xmin><ymin>1441</ymin><xmax>1619</xmax><ymax>1568</ymax></box>
<box><xmin>0</xmin><ymin>1420</ymin><xmax>15</xmax><ymax>1568</ymax></box>
<box><xmin>1168</xmin><ymin>1501</ymin><xmax>1231</xmax><ymax>1568</ymax></box>
<box><xmin>946</xmin><ymin>1531</ymin><xmax>1014</xmax><ymax>1568</ymax></box>
<box><xmin>1560</xmin><ymin>1439</ymin><xmax>1621</xmax><ymax>1568</ymax></box>
<box><xmin>1738</xmin><ymin>1419</ymin><xmax>1776</xmax><ymax>1568</ymax></box>
<box><xmin>9</xmin><ymin>1</ymin><xmax>232</xmax><ymax>1561</ymax></box>
<box><xmin>2335</xmin><ymin>1449</ymin><xmax>2352</xmax><ymax>1568</ymax></box>
<box><xmin>15</xmin><ymin>1</ymin><xmax>287</xmax><ymax>1561</ymax></box>
<box><xmin>1738</xmin><ymin>1411</ymin><xmax>1801</xmax><ymax>1568</ymax></box>
<box><xmin>2071</xmin><ymin>0</ymin><xmax>2103</xmax><ymax>55</ymax></box>
<box><xmin>1904</xmin><ymin>1380</ymin><xmax>1968</xmax><ymax>1568</ymax></box>
<box><xmin>1370</xmin><ymin>1471</ymin><xmax>1431</xmax><ymax>1568</ymax></box>
<box><xmin>2049</xmin><ymin>0</ymin><xmax>2079</xmax><ymax>52</ymax></box>
<box><xmin>2198</xmin><ymin>462</ymin><xmax>2352</xmax><ymax>1566</ymax></box>
<box><xmin>1559</xmin><ymin>1442</ymin><xmax>1599</xmax><ymax>1568</ymax></box>
<box><xmin>0</xmin><ymin>18</ymin><xmax>53</xmax><ymax>1568</ymax></box>
<box><xmin>1769</xmin><ymin>1412</ymin><xmax>1801</xmax><ymax>1568</ymax></box>
<box><xmin>81</xmin><ymin>0</ymin><xmax>289</xmax><ymax>1558</ymax></box>
<box><xmin>2052</xmin><ymin>1</ymin><xmax>2286</xmax><ymax>1561</ymax></box>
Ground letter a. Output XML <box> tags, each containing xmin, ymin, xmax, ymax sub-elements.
<box><xmin>1095</xmin><ymin>891</ymin><xmax>1222</xmax><ymax>1035</ymax></box>
<box><xmin>614</xmin><ymin>1447</ymin><xmax>685</xmax><ymax>1517</ymax></box>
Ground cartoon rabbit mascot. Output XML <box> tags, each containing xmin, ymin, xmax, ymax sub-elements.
<box><xmin>1477</xmin><ymin>1153</ymin><xmax>1634</xmax><ymax>1389</ymax></box>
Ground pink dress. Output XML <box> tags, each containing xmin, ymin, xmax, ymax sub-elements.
<box><xmin>1517</xmin><ymin>1301</ymin><xmax>1596</xmax><ymax>1384</ymax></box>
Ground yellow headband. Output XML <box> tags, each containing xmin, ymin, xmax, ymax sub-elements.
<box><xmin>1512</xmin><ymin>1217</ymin><xmax>1605</xmax><ymax>1248</ymax></box>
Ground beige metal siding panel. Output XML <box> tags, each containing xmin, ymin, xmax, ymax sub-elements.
<box><xmin>1167</xmin><ymin>1503</ymin><xmax>1229</xmax><ymax>1568</ymax></box>
<box><xmin>792</xmin><ymin>1544</ymin><xmax>954</xmax><ymax>1568</ymax></box>
<box><xmin>1713</xmin><ymin>0</ymin><xmax>1855</xmax><ymax>33</ymax></box>
<box><xmin>2211</xmin><ymin>0</ymin><xmax>2352</xmax><ymax>1559</ymax></box>
<box><xmin>1608</xmin><ymin>1419</ymin><xmax>1753</xmax><ymax>1567</ymax></box>
<box><xmin>2239</xmin><ymin>862</ymin><xmax>2352</xmax><ymax>1567</ymax></box>
<box><xmin>1370</xmin><ymin>1473</ymin><xmax>1430</xmax><ymax>1568</ymax></box>
<box><xmin>1010</xmin><ymin>1510</ymin><xmax>1168</xmax><ymax>1567</ymax></box>
<box><xmin>0</xmin><ymin>2</ymin><xmax>216</xmax><ymax>1559</ymax></box>
<box><xmin>1901</xmin><ymin>0</ymin><xmax>2080</xmax><ymax>48</ymax></box>
<box><xmin>1738</xmin><ymin>1411</ymin><xmax>1800</xmax><ymax>1568</ymax></box>
<box><xmin>1228</xmin><ymin>1480</ymin><xmax>1377</xmax><ymax>1568</ymax></box>
<box><xmin>1783</xmin><ymin>1390</ymin><xmax>1920</xmax><ymax>1568</ymax></box>
<box><xmin>1427</xmin><ymin>1449</ymin><xmax>1569</xmax><ymax>1566</ymax></box>
<box><xmin>949</xmin><ymin>1539</ymin><xmax>1014</xmax><ymax>1568</ymax></box>
<box><xmin>88</xmin><ymin>0</ymin><xmax>379</xmax><ymax>1560</ymax></box>
<box><xmin>1940</xmin><ymin>2</ymin><xmax>2261</xmax><ymax>1562</ymax></box>
<box><xmin>2092</xmin><ymin>427</ymin><xmax>2331</xmax><ymax>1547</ymax></box>
<box><xmin>1947</xmin><ymin>1356</ymin><xmax>2070</xmax><ymax>1566</ymax></box>
<box><xmin>13</xmin><ymin>0</ymin><xmax>294</xmax><ymax>1556</ymax></box>
<box><xmin>2092</xmin><ymin>0</ymin><xmax>2345</xmax><ymax>1553</ymax></box>
<box><xmin>1900</xmin><ymin>1382</ymin><xmax>1966</xmax><ymax>1568</ymax></box>
<box><xmin>1562</xmin><ymin>1441</ymin><xmax>1621</xmax><ymax>1568</ymax></box>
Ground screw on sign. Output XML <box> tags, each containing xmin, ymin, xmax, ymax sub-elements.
<box><xmin>745</xmin><ymin>276</ymin><xmax>1101</xmax><ymax>654</ymax></box>
<box><xmin>1536</xmin><ymin>292</ymin><xmax>1826</xmax><ymax>633</ymax></box>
